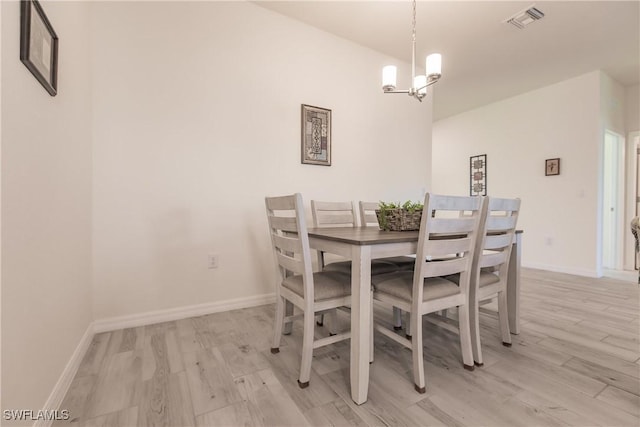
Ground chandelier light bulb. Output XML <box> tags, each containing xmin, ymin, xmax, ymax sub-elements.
<box><xmin>426</xmin><ymin>53</ymin><xmax>442</xmax><ymax>78</ymax></box>
<box><xmin>382</xmin><ymin>65</ymin><xmax>397</xmax><ymax>91</ymax></box>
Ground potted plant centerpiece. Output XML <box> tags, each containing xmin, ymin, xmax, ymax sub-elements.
<box><xmin>375</xmin><ymin>200</ymin><xmax>424</xmax><ymax>231</ymax></box>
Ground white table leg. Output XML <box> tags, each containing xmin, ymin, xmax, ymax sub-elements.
<box><xmin>350</xmin><ymin>245</ymin><xmax>371</xmax><ymax>405</ymax></box>
<box><xmin>508</xmin><ymin>233</ymin><xmax>522</xmax><ymax>334</ymax></box>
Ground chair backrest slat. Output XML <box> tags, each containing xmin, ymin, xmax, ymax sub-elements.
<box><xmin>489</xmin><ymin>198</ymin><xmax>520</xmax><ymax>212</ymax></box>
<box><xmin>268</xmin><ymin>216</ymin><xmax>298</xmax><ymax>233</ymax></box>
<box><xmin>359</xmin><ymin>201</ymin><xmax>380</xmax><ymax>227</ymax></box>
<box><xmin>276</xmin><ymin>252</ymin><xmax>305</xmax><ymax>275</ymax></box>
<box><xmin>420</xmin><ymin>256</ymin><xmax>470</xmax><ymax>277</ymax></box>
<box><xmin>429</xmin><ymin>217</ymin><xmax>477</xmax><ymax>234</ymax></box>
<box><xmin>479</xmin><ymin>251</ymin><xmax>508</xmax><ymax>269</ymax></box>
<box><xmin>266</xmin><ymin>195</ymin><xmax>297</xmax><ymax>211</ymax></box>
<box><xmin>484</xmin><ymin>233</ymin><xmax>513</xmax><ymax>250</ymax></box>
<box><xmin>311</xmin><ymin>200</ymin><xmax>358</xmax><ymax>228</ymax></box>
<box><xmin>426</xmin><ymin>237</ymin><xmax>473</xmax><ymax>257</ymax></box>
<box><xmin>272</xmin><ymin>233</ymin><xmax>303</xmax><ymax>255</ymax></box>
<box><xmin>486</xmin><ymin>216</ymin><xmax>518</xmax><ymax>232</ymax></box>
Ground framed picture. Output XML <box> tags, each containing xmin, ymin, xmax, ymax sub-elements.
<box><xmin>301</xmin><ymin>104</ymin><xmax>331</xmax><ymax>166</ymax></box>
<box><xmin>545</xmin><ymin>158</ymin><xmax>560</xmax><ymax>176</ymax></box>
<box><xmin>20</xmin><ymin>0</ymin><xmax>58</xmax><ymax>96</ymax></box>
<box><xmin>470</xmin><ymin>154</ymin><xmax>487</xmax><ymax>196</ymax></box>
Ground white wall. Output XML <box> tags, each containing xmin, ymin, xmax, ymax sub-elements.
<box><xmin>1</xmin><ymin>0</ymin><xmax>93</xmax><ymax>421</ymax></box>
<box><xmin>90</xmin><ymin>2</ymin><xmax>432</xmax><ymax>320</ymax></box>
<box><xmin>432</xmin><ymin>71</ymin><xmax>602</xmax><ymax>276</ymax></box>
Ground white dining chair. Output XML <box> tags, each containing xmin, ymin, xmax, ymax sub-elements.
<box><xmin>468</xmin><ymin>197</ymin><xmax>521</xmax><ymax>365</ymax></box>
<box><xmin>266</xmin><ymin>193</ymin><xmax>352</xmax><ymax>388</ymax></box>
<box><xmin>360</xmin><ymin>200</ymin><xmax>417</xmax><ymax>330</ymax></box>
<box><xmin>311</xmin><ymin>200</ymin><xmax>398</xmax><ymax>330</ymax></box>
<box><xmin>372</xmin><ymin>193</ymin><xmax>482</xmax><ymax>393</ymax></box>
<box><xmin>311</xmin><ymin>200</ymin><xmax>398</xmax><ymax>275</ymax></box>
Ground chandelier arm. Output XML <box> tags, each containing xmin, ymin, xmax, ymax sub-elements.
<box><xmin>415</xmin><ymin>76</ymin><xmax>442</xmax><ymax>92</ymax></box>
<box><xmin>382</xmin><ymin>89</ymin><xmax>411</xmax><ymax>94</ymax></box>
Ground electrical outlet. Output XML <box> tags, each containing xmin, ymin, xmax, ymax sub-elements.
<box><xmin>208</xmin><ymin>254</ymin><xmax>219</xmax><ymax>269</ymax></box>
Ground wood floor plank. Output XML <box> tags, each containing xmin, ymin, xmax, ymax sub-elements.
<box><xmin>235</xmin><ymin>368</ymin><xmax>310</xmax><ymax>427</ymax></box>
<box><xmin>322</xmin><ymin>367</ymin><xmax>442</xmax><ymax>427</ymax></box>
<box><xmin>515</xmin><ymin>390</ymin><xmax>603</xmax><ymax>426</ymax></box>
<box><xmin>139</xmin><ymin>371</ymin><xmax>195</xmax><ymax>427</ymax></box>
<box><xmin>138</xmin><ymin>329</ymin><xmax>195</xmax><ymax>427</ymax></box>
<box><xmin>119</xmin><ymin>328</ymin><xmax>140</xmax><ymax>353</ymax></box>
<box><xmin>408</xmin><ymin>397</ymin><xmax>466</xmax><ymax>427</ymax></box>
<box><xmin>84</xmin><ymin>406</ymin><xmax>138</xmax><ymax>427</ymax></box>
<box><xmin>183</xmin><ymin>347</ymin><xmax>243</xmax><ymax>415</ymax></box>
<box><xmin>303</xmin><ymin>399</ymin><xmax>368</xmax><ymax>427</ymax></box>
<box><xmin>537</xmin><ymin>336</ymin><xmax>640</xmax><ymax>379</ymax></box>
<box><xmin>487</xmin><ymin>358</ymin><xmax>638</xmax><ymax>426</ymax></box>
<box><xmin>76</xmin><ymin>332</ymin><xmax>112</xmax><ymax>377</ymax></box>
<box><xmin>562</xmin><ymin>357</ymin><xmax>640</xmax><ymax>396</ymax></box>
<box><xmin>85</xmin><ymin>351</ymin><xmax>142</xmax><ymax>419</ymax></box>
<box><xmin>525</xmin><ymin>321</ymin><xmax>639</xmax><ymax>362</ymax></box>
<box><xmin>218</xmin><ymin>341</ymin><xmax>270</xmax><ymax>378</ymax></box>
<box><xmin>52</xmin><ymin>375</ymin><xmax>96</xmax><ymax>426</ymax></box>
<box><xmin>265</xmin><ymin>342</ymin><xmax>338</xmax><ymax>413</ymax></box>
<box><xmin>596</xmin><ymin>385</ymin><xmax>640</xmax><ymax>417</ymax></box>
<box><xmin>601</xmin><ymin>334</ymin><xmax>640</xmax><ymax>352</ymax></box>
<box><xmin>165</xmin><ymin>328</ymin><xmax>185</xmax><ymax>373</ymax></box>
<box><xmin>196</xmin><ymin>401</ymin><xmax>262</xmax><ymax>427</ymax></box>
<box><xmin>577</xmin><ymin>319</ymin><xmax>640</xmax><ymax>339</ymax></box>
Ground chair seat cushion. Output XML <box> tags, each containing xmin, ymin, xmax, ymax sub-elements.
<box><xmin>372</xmin><ymin>271</ymin><xmax>460</xmax><ymax>303</ymax></box>
<box><xmin>283</xmin><ymin>271</ymin><xmax>351</xmax><ymax>302</ymax></box>
<box><xmin>447</xmin><ymin>271</ymin><xmax>500</xmax><ymax>287</ymax></box>
<box><xmin>324</xmin><ymin>260</ymin><xmax>398</xmax><ymax>275</ymax></box>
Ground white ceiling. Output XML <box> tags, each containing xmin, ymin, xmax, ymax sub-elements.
<box><xmin>256</xmin><ymin>1</ymin><xmax>640</xmax><ymax>121</ymax></box>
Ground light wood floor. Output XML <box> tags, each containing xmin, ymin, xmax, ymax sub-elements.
<box><xmin>55</xmin><ymin>268</ymin><xmax>640</xmax><ymax>426</ymax></box>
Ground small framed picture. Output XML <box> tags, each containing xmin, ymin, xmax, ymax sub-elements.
<box><xmin>301</xmin><ymin>104</ymin><xmax>331</xmax><ymax>166</ymax></box>
<box><xmin>20</xmin><ymin>0</ymin><xmax>58</xmax><ymax>96</ymax></box>
<box><xmin>545</xmin><ymin>158</ymin><xmax>560</xmax><ymax>176</ymax></box>
<box><xmin>470</xmin><ymin>154</ymin><xmax>487</xmax><ymax>196</ymax></box>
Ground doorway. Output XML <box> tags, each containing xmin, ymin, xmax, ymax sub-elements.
<box><xmin>602</xmin><ymin>130</ymin><xmax>625</xmax><ymax>270</ymax></box>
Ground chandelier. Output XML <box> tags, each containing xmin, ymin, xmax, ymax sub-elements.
<box><xmin>381</xmin><ymin>0</ymin><xmax>442</xmax><ymax>102</ymax></box>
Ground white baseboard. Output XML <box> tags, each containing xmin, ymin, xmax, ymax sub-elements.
<box><xmin>93</xmin><ymin>293</ymin><xmax>276</xmax><ymax>333</ymax></box>
<box><xmin>35</xmin><ymin>322</ymin><xmax>95</xmax><ymax>427</ymax></box>
<box><xmin>522</xmin><ymin>262</ymin><xmax>600</xmax><ymax>278</ymax></box>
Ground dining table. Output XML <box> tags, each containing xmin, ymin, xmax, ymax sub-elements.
<box><xmin>307</xmin><ymin>226</ymin><xmax>523</xmax><ymax>405</ymax></box>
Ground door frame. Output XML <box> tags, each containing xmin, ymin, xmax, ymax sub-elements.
<box><xmin>625</xmin><ymin>131</ymin><xmax>640</xmax><ymax>270</ymax></box>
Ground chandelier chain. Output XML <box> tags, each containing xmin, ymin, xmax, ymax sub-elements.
<box><xmin>411</xmin><ymin>0</ymin><xmax>417</xmax><ymax>82</ymax></box>
<box><xmin>412</xmin><ymin>0</ymin><xmax>416</xmax><ymax>45</ymax></box>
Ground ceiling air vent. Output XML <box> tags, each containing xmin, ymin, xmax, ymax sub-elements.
<box><xmin>504</xmin><ymin>5</ymin><xmax>545</xmax><ymax>29</ymax></box>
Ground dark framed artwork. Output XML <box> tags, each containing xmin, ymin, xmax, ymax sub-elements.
<box><xmin>20</xmin><ymin>0</ymin><xmax>58</xmax><ymax>96</ymax></box>
<box><xmin>470</xmin><ymin>154</ymin><xmax>487</xmax><ymax>196</ymax></box>
<box><xmin>301</xmin><ymin>104</ymin><xmax>331</xmax><ymax>166</ymax></box>
<box><xmin>545</xmin><ymin>158</ymin><xmax>560</xmax><ymax>176</ymax></box>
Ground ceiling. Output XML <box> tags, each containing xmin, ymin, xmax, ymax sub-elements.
<box><xmin>256</xmin><ymin>1</ymin><xmax>640</xmax><ymax>121</ymax></box>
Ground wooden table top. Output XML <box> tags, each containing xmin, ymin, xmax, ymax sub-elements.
<box><xmin>307</xmin><ymin>227</ymin><xmax>523</xmax><ymax>246</ymax></box>
<box><xmin>307</xmin><ymin>226</ymin><xmax>418</xmax><ymax>245</ymax></box>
